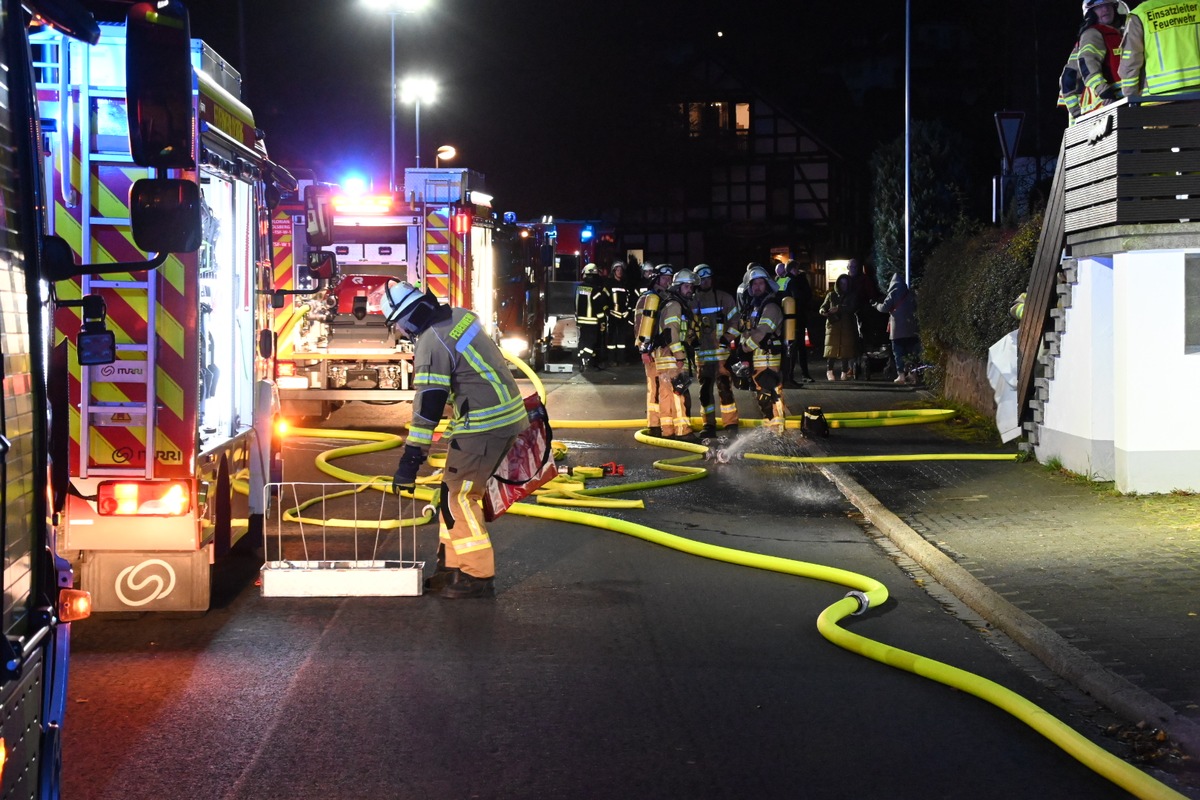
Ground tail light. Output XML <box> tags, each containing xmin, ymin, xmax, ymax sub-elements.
<box><xmin>275</xmin><ymin>418</ymin><xmax>290</xmax><ymax>438</ymax></box>
<box><xmin>58</xmin><ymin>588</ymin><xmax>92</xmax><ymax>622</ymax></box>
<box><xmin>96</xmin><ymin>480</ymin><xmax>189</xmax><ymax>516</ymax></box>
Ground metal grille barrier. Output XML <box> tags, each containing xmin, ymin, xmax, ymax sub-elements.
<box><xmin>259</xmin><ymin>482</ymin><xmax>428</xmax><ymax>597</ymax></box>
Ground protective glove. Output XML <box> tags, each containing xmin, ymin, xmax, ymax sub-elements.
<box><xmin>392</xmin><ymin>445</ymin><xmax>426</xmax><ymax>494</ymax></box>
<box><xmin>671</xmin><ymin>371</ymin><xmax>693</xmax><ymax>395</ymax></box>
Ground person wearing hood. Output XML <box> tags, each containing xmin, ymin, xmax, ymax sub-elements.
<box><xmin>819</xmin><ymin>274</ymin><xmax>860</xmax><ymax>381</ymax></box>
<box><xmin>873</xmin><ymin>272</ymin><xmax>920</xmax><ymax>385</ymax></box>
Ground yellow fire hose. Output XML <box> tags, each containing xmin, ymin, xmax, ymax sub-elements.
<box><xmin>265</xmin><ymin>351</ymin><xmax>1184</xmax><ymax>799</ymax></box>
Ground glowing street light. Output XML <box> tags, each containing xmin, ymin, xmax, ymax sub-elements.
<box><xmin>364</xmin><ymin>0</ymin><xmax>432</xmax><ymax>192</ymax></box>
<box><xmin>436</xmin><ymin>144</ymin><xmax>456</xmax><ymax>168</ymax></box>
<box><xmin>400</xmin><ymin>76</ymin><xmax>438</xmax><ymax>168</ymax></box>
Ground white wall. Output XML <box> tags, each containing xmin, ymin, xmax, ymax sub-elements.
<box><xmin>1112</xmin><ymin>250</ymin><xmax>1200</xmax><ymax>492</ymax></box>
<box><xmin>1038</xmin><ymin>257</ymin><xmax>1115</xmax><ymax>479</ymax></box>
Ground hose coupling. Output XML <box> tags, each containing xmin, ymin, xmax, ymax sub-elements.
<box><xmin>845</xmin><ymin>590</ymin><xmax>871</xmax><ymax>616</ymax></box>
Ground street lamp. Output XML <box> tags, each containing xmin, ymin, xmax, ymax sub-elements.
<box><xmin>364</xmin><ymin>0</ymin><xmax>432</xmax><ymax>192</ymax></box>
<box><xmin>436</xmin><ymin>145</ymin><xmax>456</xmax><ymax>168</ymax></box>
<box><xmin>400</xmin><ymin>76</ymin><xmax>437</xmax><ymax>169</ymax></box>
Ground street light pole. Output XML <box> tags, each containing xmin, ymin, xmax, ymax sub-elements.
<box><xmin>389</xmin><ymin>13</ymin><xmax>397</xmax><ymax>191</ymax></box>
<box><xmin>366</xmin><ymin>0</ymin><xmax>432</xmax><ymax>191</ymax></box>
<box><xmin>414</xmin><ymin>100</ymin><xmax>422</xmax><ymax>168</ymax></box>
<box><xmin>400</xmin><ymin>76</ymin><xmax>438</xmax><ymax>169</ymax></box>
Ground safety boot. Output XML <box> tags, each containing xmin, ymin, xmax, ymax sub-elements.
<box><xmin>441</xmin><ymin>570</ymin><xmax>495</xmax><ymax>599</ymax></box>
<box><xmin>424</xmin><ymin>545</ymin><xmax>459</xmax><ymax>593</ymax></box>
<box><xmin>699</xmin><ymin>425</ymin><xmax>718</xmax><ymax>439</ymax></box>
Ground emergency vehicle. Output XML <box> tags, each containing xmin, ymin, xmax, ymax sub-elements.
<box><xmin>518</xmin><ymin>218</ymin><xmax>619</xmax><ymax>363</ymax></box>
<box><xmin>272</xmin><ymin>168</ymin><xmax>550</xmax><ymax>420</ymax></box>
<box><xmin>3</xmin><ymin>0</ymin><xmax>198</xmax><ymax>792</ymax></box>
<box><xmin>35</xmin><ymin>10</ymin><xmax>296</xmax><ymax>612</ymax></box>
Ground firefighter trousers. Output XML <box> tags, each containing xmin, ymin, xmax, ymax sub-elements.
<box><xmin>654</xmin><ymin>355</ymin><xmax>692</xmax><ymax>437</ymax></box>
<box><xmin>752</xmin><ymin>365</ymin><xmax>789</xmax><ymax>435</ymax></box>
<box><xmin>438</xmin><ymin>433</ymin><xmax>518</xmax><ymax>579</ymax></box>
<box><xmin>698</xmin><ymin>357</ymin><xmax>738</xmax><ymax>429</ymax></box>
<box><xmin>643</xmin><ymin>353</ymin><xmax>669</xmax><ymax>429</ymax></box>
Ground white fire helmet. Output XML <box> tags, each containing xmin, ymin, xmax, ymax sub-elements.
<box><xmin>670</xmin><ymin>269</ymin><xmax>697</xmax><ymax>291</ymax></box>
<box><xmin>380</xmin><ymin>280</ymin><xmax>435</xmax><ymax>336</ymax></box>
<box><xmin>694</xmin><ymin>264</ymin><xmax>713</xmax><ymax>280</ymax></box>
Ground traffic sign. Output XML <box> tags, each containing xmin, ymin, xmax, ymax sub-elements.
<box><xmin>995</xmin><ymin>111</ymin><xmax>1024</xmax><ymax>174</ymax></box>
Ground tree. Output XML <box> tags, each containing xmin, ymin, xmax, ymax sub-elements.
<box><xmin>870</xmin><ymin>120</ymin><xmax>972</xmax><ymax>290</ymax></box>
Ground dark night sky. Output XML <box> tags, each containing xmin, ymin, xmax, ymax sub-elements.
<box><xmin>115</xmin><ymin>1</ymin><xmax>1084</xmax><ymax>220</ymax></box>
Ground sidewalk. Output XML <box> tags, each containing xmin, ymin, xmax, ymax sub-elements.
<box><xmin>806</xmin><ymin>378</ymin><xmax>1200</xmax><ymax>775</ymax></box>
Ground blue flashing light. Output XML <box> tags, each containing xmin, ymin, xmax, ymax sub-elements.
<box><xmin>580</xmin><ymin>225</ymin><xmax>594</xmax><ymax>243</ymax></box>
<box><xmin>341</xmin><ymin>174</ymin><xmax>369</xmax><ymax>195</ymax></box>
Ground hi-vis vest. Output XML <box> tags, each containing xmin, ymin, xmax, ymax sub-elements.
<box><xmin>1127</xmin><ymin>0</ymin><xmax>1200</xmax><ymax>95</ymax></box>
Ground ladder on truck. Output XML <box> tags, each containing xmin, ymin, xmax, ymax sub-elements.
<box><xmin>39</xmin><ymin>27</ymin><xmax>159</xmax><ymax>480</ymax></box>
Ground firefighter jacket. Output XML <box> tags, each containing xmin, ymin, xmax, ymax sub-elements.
<box><xmin>1120</xmin><ymin>0</ymin><xmax>1200</xmax><ymax>97</ymax></box>
<box><xmin>406</xmin><ymin>307</ymin><xmax>529</xmax><ymax>451</ymax></box>
<box><xmin>609</xmin><ymin>279</ymin><xmax>631</xmax><ymax>325</ymax></box>
<box><xmin>653</xmin><ymin>292</ymin><xmax>696</xmax><ymax>374</ymax></box>
<box><xmin>1061</xmin><ymin>23</ymin><xmax>1124</xmax><ymax>117</ymax></box>
<box><xmin>691</xmin><ymin>286</ymin><xmax>739</xmax><ymax>365</ymax></box>
<box><xmin>739</xmin><ymin>292</ymin><xmax>785</xmax><ymax>367</ymax></box>
<box><xmin>575</xmin><ymin>277</ymin><xmax>612</xmax><ymax>326</ymax></box>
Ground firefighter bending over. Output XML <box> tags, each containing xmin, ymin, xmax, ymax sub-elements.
<box><xmin>382</xmin><ymin>281</ymin><xmax>529</xmax><ymax>599</ymax></box>
<box><xmin>730</xmin><ymin>265</ymin><xmax>790</xmax><ymax>435</ymax></box>
<box><xmin>635</xmin><ymin>265</ymin><xmax>674</xmax><ymax>436</ymax></box>
<box><xmin>691</xmin><ymin>264</ymin><xmax>740</xmax><ymax>438</ymax></box>
<box><xmin>652</xmin><ymin>268</ymin><xmax>699</xmax><ymax>440</ymax></box>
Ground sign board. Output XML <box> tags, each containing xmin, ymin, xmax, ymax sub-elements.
<box><xmin>995</xmin><ymin>111</ymin><xmax>1025</xmax><ymax>174</ymax></box>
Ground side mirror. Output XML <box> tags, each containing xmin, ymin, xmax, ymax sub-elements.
<box><xmin>126</xmin><ymin>1</ymin><xmax>195</xmax><ymax>169</ymax></box>
<box><xmin>304</xmin><ymin>184</ymin><xmax>335</xmax><ymax>248</ymax></box>
<box><xmin>258</xmin><ymin>329</ymin><xmax>275</xmax><ymax>360</ymax></box>
<box><xmin>42</xmin><ymin>234</ymin><xmax>79</xmax><ymax>282</ymax></box>
<box><xmin>307</xmin><ymin>250</ymin><xmax>337</xmax><ymax>281</ymax></box>
<box><xmin>130</xmin><ymin>179</ymin><xmax>202</xmax><ymax>253</ymax></box>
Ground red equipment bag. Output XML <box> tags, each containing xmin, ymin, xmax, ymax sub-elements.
<box><xmin>483</xmin><ymin>394</ymin><xmax>556</xmax><ymax>521</ymax></box>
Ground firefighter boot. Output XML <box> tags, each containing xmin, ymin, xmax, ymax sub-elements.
<box><xmin>424</xmin><ymin>544</ymin><xmax>458</xmax><ymax>593</ymax></box>
<box><xmin>441</xmin><ymin>570</ymin><xmax>496</xmax><ymax>599</ymax></box>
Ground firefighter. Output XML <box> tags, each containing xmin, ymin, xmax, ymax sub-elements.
<box><xmin>1119</xmin><ymin>0</ymin><xmax>1200</xmax><ymax>98</ymax></box>
<box><xmin>607</xmin><ymin>260</ymin><xmax>633</xmax><ymax>364</ymax></box>
<box><xmin>575</xmin><ymin>262</ymin><xmax>612</xmax><ymax>370</ymax></box>
<box><xmin>654</xmin><ymin>268</ymin><xmax>699</xmax><ymax>440</ymax></box>
<box><xmin>691</xmin><ymin>264</ymin><xmax>740</xmax><ymax>438</ymax></box>
<box><xmin>636</xmin><ymin>264</ymin><xmax>674</xmax><ymax>435</ymax></box>
<box><xmin>381</xmin><ymin>281</ymin><xmax>529</xmax><ymax>599</ymax></box>
<box><xmin>779</xmin><ymin>259</ymin><xmax>815</xmax><ymax>385</ymax></box>
<box><xmin>731</xmin><ymin>265</ymin><xmax>790</xmax><ymax>435</ymax></box>
<box><xmin>1059</xmin><ymin>0</ymin><xmax>1127</xmax><ymax>121</ymax></box>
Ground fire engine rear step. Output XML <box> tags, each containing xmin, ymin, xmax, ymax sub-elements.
<box><xmin>260</xmin><ymin>482</ymin><xmax>424</xmax><ymax>597</ymax></box>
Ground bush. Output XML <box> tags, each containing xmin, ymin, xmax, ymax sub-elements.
<box><xmin>920</xmin><ymin>214</ymin><xmax>1038</xmax><ymax>372</ymax></box>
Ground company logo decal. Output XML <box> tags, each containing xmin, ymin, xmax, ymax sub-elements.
<box><xmin>115</xmin><ymin>559</ymin><xmax>177</xmax><ymax>606</ymax></box>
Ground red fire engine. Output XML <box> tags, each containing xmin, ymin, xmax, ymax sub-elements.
<box><xmin>271</xmin><ymin>168</ymin><xmax>552</xmax><ymax>419</ymax></box>
<box><xmin>37</xmin><ymin>18</ymin><xmax>295</xmax><ymax>612</ymax></box>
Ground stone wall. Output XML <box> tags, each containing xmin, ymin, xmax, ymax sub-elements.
<box><xmin>940</xmin><ymin>349</ymin><xmax>995</xmax><ymax>420</ymax></box>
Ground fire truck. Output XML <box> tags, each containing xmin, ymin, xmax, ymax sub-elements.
<box><xmin>272</xmin><ymin>168</ymin><xmax>551</xmax><ymax>420</ymax></box>
<box><xmin>35</xmin><ymin>8</ymin><xmax>296</xmax><ymax>612</ymax></box>
<box><xmin>3</xmin><ymin>0</ymin><xmax>197</xmax><ymax>792</ymax></box>
<box><xmin>518</xmin><ymin>218</ymin><xmax>621</xmax><ymax>365</ymax></box>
